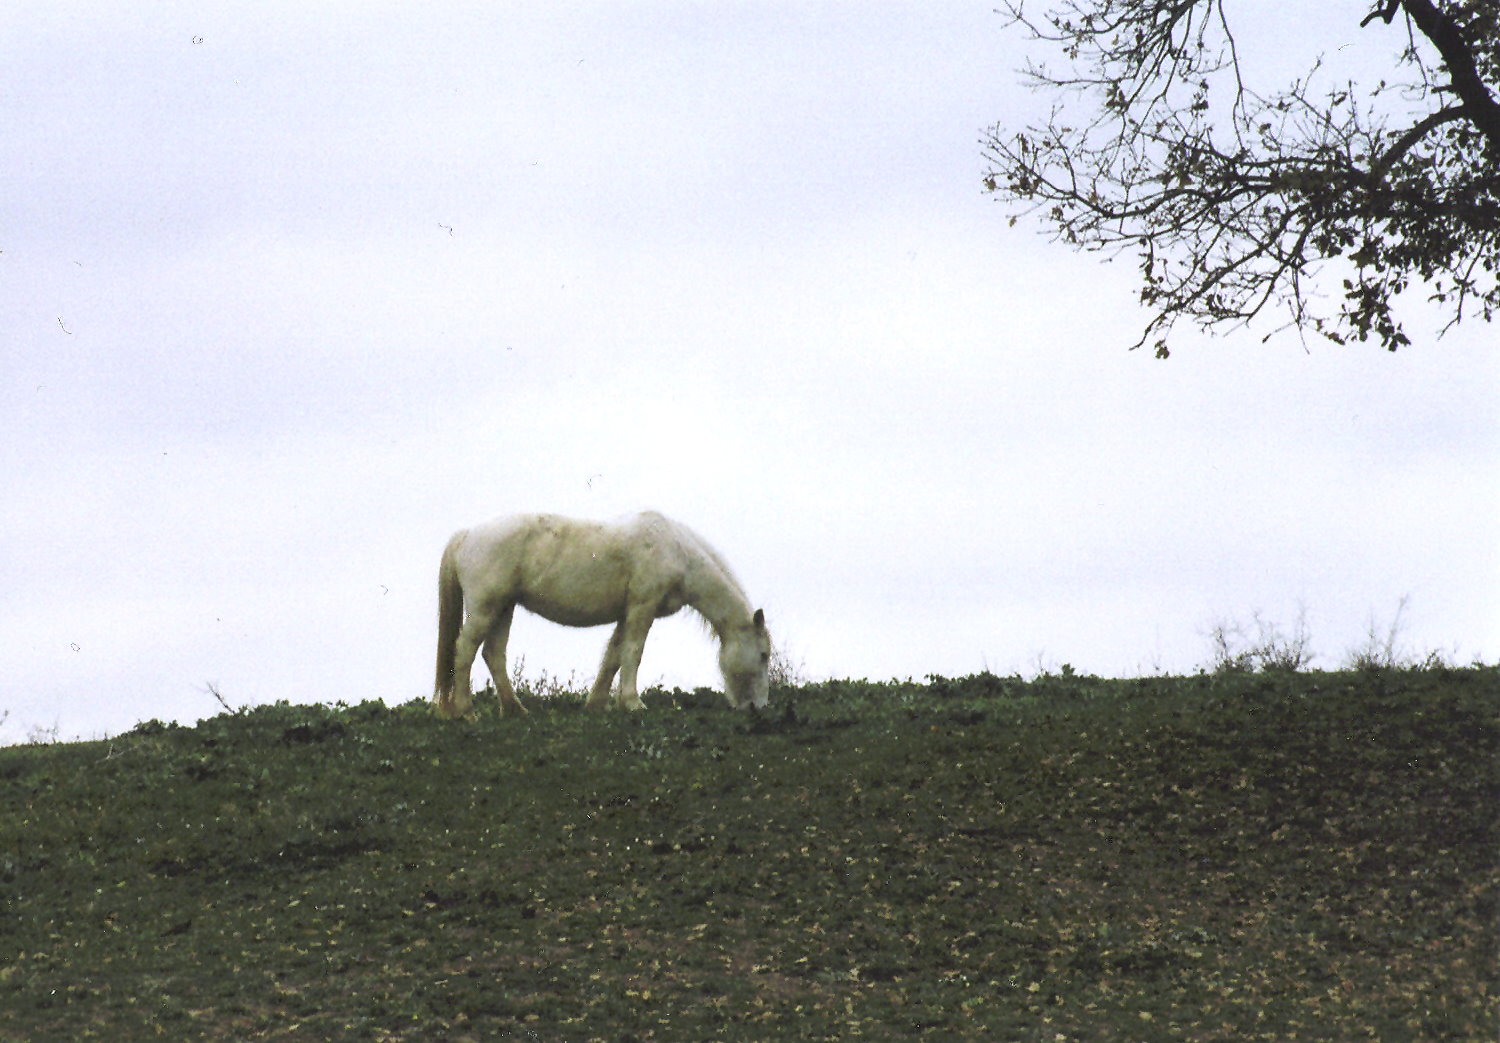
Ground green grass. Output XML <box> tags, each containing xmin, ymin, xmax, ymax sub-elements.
<box><xmin>1</xmin><ymin>668</ymin><xmax>1495</xmax><ymax>1041</ymax></box>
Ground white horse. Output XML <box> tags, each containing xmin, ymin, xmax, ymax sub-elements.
<box><xmin>434</xmin><ymin>511</ymin><xmax>771</xmax><ymax>718</ymax></box>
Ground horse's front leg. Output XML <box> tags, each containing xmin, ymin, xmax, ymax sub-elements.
<box><xmin>614</xmin><ymin>611</ymin><xmax>655</xmax><ymax>711</ymax></box>
<box><xmin>587</xmin><ymin>624</ymin><xmax>625</xmax><ymax>711</ymax></box>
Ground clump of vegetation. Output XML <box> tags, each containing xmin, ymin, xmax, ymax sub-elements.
<box><xmin>767</xmin><ymin>640</ymin><xmax>810</xmax><ymax>690</ymax></box>
<box><xmin>1204</xmin><ymin>606</ymin><xmax>1317</xmax><ymax>674</ymax></box>
<box><xmin>505</xmin><ymin>655</ymin><xmax>588</xmax><ymax>703</ymax></box>
<box><xmin>1</xmin><ymin>667</ymin><xmax>1494</xmax><ymax>1040</ymax></box>
<box><xmin>1341</xmin><ymin>594</ymin><xmax>1463</xmax><ymax>672</ymax></box>
<box><xmin>1203</xmin><ymin>600</ymin><xmax>1469</xmax><ymax>676</ymax></box>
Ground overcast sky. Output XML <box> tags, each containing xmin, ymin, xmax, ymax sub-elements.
<box><xmin>5</xmin><ymin>3</ymin><xmax>1497</xmax><ymax>743</ymax></box>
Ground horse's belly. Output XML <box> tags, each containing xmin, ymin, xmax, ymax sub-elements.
<box><xmin>518</xmin><ymin>589</ymin><xmax>623</xmax><ymax>628</ymax></box>
<box><xmin>517</xmin><ymin>552</ymin><xmax>632</xmax><ymax>627</ymax></box>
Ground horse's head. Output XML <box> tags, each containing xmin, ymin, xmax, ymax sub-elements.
<box><xmin>719</xmin><ymin>608</ymin><xmax>772</xmax><ymax>710</ymax></box>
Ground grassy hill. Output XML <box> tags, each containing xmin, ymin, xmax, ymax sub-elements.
<box><xmin>1</xmin><ymin>667</ymin><xmax>1495</xmax><ymax>1041</ymax></box>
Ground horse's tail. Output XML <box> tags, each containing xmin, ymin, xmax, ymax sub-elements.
<box><xmin>433</xmin><ymin>530</ymin><xmax>467</xmax><ymax>714</ymax></box>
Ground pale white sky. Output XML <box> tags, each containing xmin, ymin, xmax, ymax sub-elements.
<box><xmin>4</xmin><ymin>3</ymin><xmax>1497</xmax><ymax>742</ymax></box>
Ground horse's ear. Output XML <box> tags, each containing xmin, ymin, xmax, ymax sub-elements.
<box><xmin>753</xmin><ymin>608</ymin><xmax>765</xmax><ymax>630</ymax></box>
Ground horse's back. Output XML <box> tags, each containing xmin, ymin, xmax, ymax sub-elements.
<box><xmin>459</xmin><ymin>511</ymin><xmax>711</xmax><ymax>567</ymax></box>
<box><xmin>463</xmin><ymin>512</ymin><xmax>550</xmax><ymax>544</ymax></box>
<box><xmin>451</xmin><ymin>513</ymin><xmax>553</xmax><ymax>587</ymax></box>
<box><xmin>454</xmin><ymin>512</ymin><xmax>659</xmax><ymax>626</ymax></box>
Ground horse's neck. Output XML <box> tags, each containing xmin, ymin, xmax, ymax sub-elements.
<box><xmin>649</xmin><ymin>517</ymin><xmax>750</xmax><ymax>634</ymax></box>
<box><xmin>683</xmin><ymin>559</ymin><xmax>752</xmax><ymax>635</ymax></box>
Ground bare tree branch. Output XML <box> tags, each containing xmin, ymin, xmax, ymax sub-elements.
<box><xmin>983</xmin><ymin>0</ymin><xmax>1500</xmax><ymax>354</ymax></box>
<box><xmin>1367</xmin><ymin>105</ymin><xmax>1468</xmax><ymax>183</ymax></box>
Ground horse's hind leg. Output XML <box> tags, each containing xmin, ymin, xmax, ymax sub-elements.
<box><xmin>448</xmin><ymin>612</ymin><xmax>491</xmax><ymax>719</ymax></box>
<box><xmin>480</xmin><ymin>604</ymin><xmax>527</xmax><ymax>716</ymax></box>
<box><xmin>587</xmin><ymin>623</ymin><xmax>624</xmax><ymax>711</ymax></box>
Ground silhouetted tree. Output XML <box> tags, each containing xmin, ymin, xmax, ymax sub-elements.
<box><xmin>982</xmin><ymin>0</ymin><xmax>1500</xmax><ymax>355</ymax></box>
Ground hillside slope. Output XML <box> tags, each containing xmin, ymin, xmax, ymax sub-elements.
<box><xmin>2</xmin><ymin>669</ymin><xmax>1495</xmax><ymax>1040</ymax></box>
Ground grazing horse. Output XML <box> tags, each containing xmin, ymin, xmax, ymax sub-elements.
<box><xmin>434</xmin><ymin>511</ymin><xmax>771</xmax><ymax>718</ymax></box>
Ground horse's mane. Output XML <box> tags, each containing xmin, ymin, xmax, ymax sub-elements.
<box><xmin>639</xmin><ymin>512</ymin><xmax>751</xmax><ymax>634</ymax></box>
<box><xmin>680</xmin><ymin>524</ymin><xmax>748</xmax><ymax>598</ymax></box>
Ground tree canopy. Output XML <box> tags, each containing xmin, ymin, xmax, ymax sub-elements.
<box><xmin>982</xmin><ymin>0</ymin><xmax>1500</xmax><ymax>356</ymax></box>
